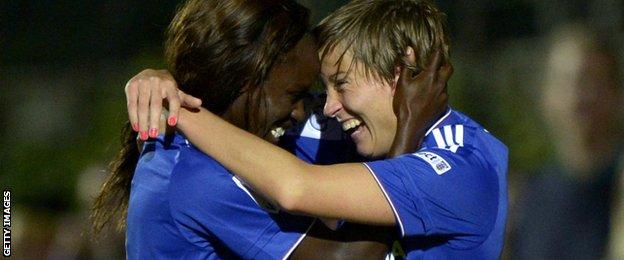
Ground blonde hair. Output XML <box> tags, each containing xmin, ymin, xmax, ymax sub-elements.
<box><xmin>314</xmin><ymin>0</ymin><xmax>450</xmax><ymax>83</ymax></box>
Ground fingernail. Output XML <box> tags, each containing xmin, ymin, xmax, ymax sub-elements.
<box><xmin>140</xmin><ymin>131</ymin><xmax>148</xmax><ymax>140</ymax></box>
<box><xmin>168</xmin><ymin>116</ymin><xmax>177</xmax><ymax>126</ymax></box>
<box><xmin>149</xmin><ymin>128</ymin><xmax>158</xmax><ymax>138</ymax></box>
<box><xmin>406</xmin><ymin>47</ymin><xmax>412</xmax><ymax>55</ymax></box>
<box><xmin>132</xmin><ymin>123</ymin><xmax>139</xmax><ymax>132</ymax></box>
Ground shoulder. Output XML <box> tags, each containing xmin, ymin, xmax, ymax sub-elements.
<box><xmin>172</xmin><ymin>145</ymin><xmax>226</xmax><ymax>176</ymax></box>
<box><xmin>385</xmin><ymin>145</ymin><xmax>495</xmax><ymax>190</ymax></box>
<box><xmin>409</xmin><ymin>122</ymin><xmax>505</xmax><ymax>204</ymax></box>
<box><xmin>424</xmin><ymin>110</ymin><xmax>508</xmax><ymax>174</ymax></box>
<box><xmin>370</xmin><ymin>146</ymin><xmax>500</xmax><ymax>239</ymax></box>
<box><xmin>168</xmin><ymin>146</ymin><xmax>232</xmax><ymax>209</ymax></box>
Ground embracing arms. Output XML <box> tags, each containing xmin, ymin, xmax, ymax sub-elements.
<box><xmin>125</xmin><ymin>49</ymin><xmax>451</xmax><ymax>224</ymax></box>
<box><xmin>125</xmin><ymin>48</ymin><xmax>452</xmax><ymax>259</ymax></box>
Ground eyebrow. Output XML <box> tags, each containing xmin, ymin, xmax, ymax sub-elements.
<box><xmin>329</xmin><ymin>71</ymin><xmax>347</xmax><ymax>82</ymax></box>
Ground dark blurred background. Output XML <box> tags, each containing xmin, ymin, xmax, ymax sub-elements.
<box><xmin>1</xmin><ymin>0</ymin><xmax>623</xmax><ymax>259</ymax></box>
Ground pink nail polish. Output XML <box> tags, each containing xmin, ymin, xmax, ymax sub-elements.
<box><xmin>140</xmin><ymin>131</ymin><xmax>148</xmax><ymax>140</ymax></box>
<box><xmin>132</xmin><ymin>123</ymin><xmax>139</xmax><ymax>132</ymax></box>
<box><xmin>149</xmin><ymin>128</ymin><xmax>158</xmax><ymax>138</ymax></box>
<box><xmin>168</xmin><ymin>116</ymin><xmax>177</xmax><ymax>126</ymax></box>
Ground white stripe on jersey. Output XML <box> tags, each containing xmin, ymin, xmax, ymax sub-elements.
<box><xmin>444</xmin><ymin>125</ymin><xmax>456</xmax><ymax>146</ymax></box>
<box><xmin>232</xmin><ymin>176</ymin><xmax>279</xmax><ymax>213</ymax></box>
<box><xmin>432</xmin><ymin>128</ymin><xmax>446</xmax><ymax>149</ymax></box>
<box><xmin>282</xmin><ymin>219</ymin><xmax>317</xmax><ymax>260</ymax></box>
<box><xmin>430</xmin><ymin>125</ymin><xmax>465</xmax><ymax>153</ymax></box>
<box><xmin>363</xmin><ymin>163</ymin><xmax>407</xmax><ymax>237</ymax></box>
<box><xmin>456</xmin><ymin>125</ymin><xmax>464</xmax><ymax>147</ymax></box>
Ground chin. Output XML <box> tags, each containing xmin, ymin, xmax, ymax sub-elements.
<box><xmin>355</xmin><ymin>143</ymin><xmax>375</xmax><ymax>159</ymax></box>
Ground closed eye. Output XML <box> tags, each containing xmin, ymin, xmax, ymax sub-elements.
<box><xmin>290</xmin><ymin>90</ymin><xmax>311</xmax><ymax>102</ymax></box>
<box><xmin>335</xmin><ymin>80</ymin><xmax>348</xmax><ymax>92</ymax></box>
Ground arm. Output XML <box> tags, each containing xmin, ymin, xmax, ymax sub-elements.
<box><xmin>290</xmin><ymin>221</ymin><xmax>394</xmax><ymax>259</ymax></box>
<box><xmin>123</xmin><ymin>69</ymin><xmax>391</xmax><ymax>224</ymax></box>
<box><xmin>123</xmin><ymin>69</ymin><xmax>393</xmax><ymax>224</ymax></box>
<box><xmin>178</xmin><ymin>109</ymin><xmax>394</xmax><ymax>224</ymax></box>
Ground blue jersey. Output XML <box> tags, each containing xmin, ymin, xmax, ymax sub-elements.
<box><xmin>365</xmin><ymin>109</ymin><xmax>508</xmax><ymax>259</ymax></box>
<box><xmin>126</xmin><ymin>112</ymin><xmax>353</xmax><ymax>259</ymax></box>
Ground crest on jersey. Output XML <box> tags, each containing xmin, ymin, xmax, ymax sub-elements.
<box><xmin>413</xmin><ymin>151</ymin><xmax>452</xmax><ymax>175</ymax></box>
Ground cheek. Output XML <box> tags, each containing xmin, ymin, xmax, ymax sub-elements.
<box><xmin>341</xmin><ymin>89</ymin><xmax>371</xmax><ymax>112</ymax></box>
<box><xmin>267</xmin><ymin>95</ymin><xmax>293</xmax><ymax>120</ymax></box>
<box><xmin>346</xmin><ymin>88</ymin><xmax>389</xmax><ymax>113</ymax></box>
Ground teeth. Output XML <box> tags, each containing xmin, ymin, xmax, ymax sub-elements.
<box><xmin>270</xmin><ymin>127</ymin><xmax>285</xmax><ymax>139</ymax></box>
<box><xmin>342</xmin><ymin>119</ymin><xmax>362</xmax><ymax>131</ymax></box>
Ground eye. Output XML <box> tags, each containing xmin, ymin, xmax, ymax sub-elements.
<box><xmin>335</xmin><ymin>80</ymin><xmax>348</xmax><ymax>92</ymax></box>
<box><xmin>290</xmin><ymin>90</ymin><xmax>310</xmax><ymax>103</ymax></box>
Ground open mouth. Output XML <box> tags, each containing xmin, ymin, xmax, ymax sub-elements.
<box><xmin>341</xmin><ymin>118</ymin><xmax>364</xmax><ymax>137</ymax></box>
<box><xmin>270</xmin><ymin>127</ymin><xmax>286</xmax><ymax>139</ymax></box>
<box><xmin>269</xmin><ymin>119</ymin><xmax>295</xmax><ymax>140</ymax></box>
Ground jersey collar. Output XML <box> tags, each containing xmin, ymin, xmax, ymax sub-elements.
<box><xmin>425</xmin><ymin>107</ymin><xmax>453</xmax><ymax>137</ymax></box>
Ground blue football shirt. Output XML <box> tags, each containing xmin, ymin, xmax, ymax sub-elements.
<box><xmin>126</xmin><ymin>133</ymin><xmax>316</xmax><ymax>259</ymax></box>
<box><xmin>365</xmin><ymin>109</ymin><xmax>508</xmax><ymax>259</ymax></box>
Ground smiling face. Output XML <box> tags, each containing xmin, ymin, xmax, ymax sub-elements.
<box><xmin>226</xmin><ymin>36</ymin><xmax>320</xmax><ymax>144</ymax></box>
<box><xmin>321</xmin><ymin>48</ymin><xmax>398</xmax><ymax>158</ymax></box>
<box><xmin>311</xmin><ymin>0</ymin><xmax>450</xmax><ymax>158</ymax></box>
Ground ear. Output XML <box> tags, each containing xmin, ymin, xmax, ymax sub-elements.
<box><xmin>391</xmin><ymin>65</ymin><xmax>401</xmax><ymax>96</ymax></box>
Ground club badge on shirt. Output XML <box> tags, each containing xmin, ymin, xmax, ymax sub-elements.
<box><xmin>413</xmin><ymin>151</ymin><xmax>452</xmax><ymax>175</ymax></box>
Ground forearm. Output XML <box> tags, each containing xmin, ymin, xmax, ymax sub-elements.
<box><xmin>291</xmin><ymin>221</ymin><xmax>393</xmax><ymax>259</ymax></box>
<box><xmin>177</xmin><ymin>108</ymin><xmax>395</xmax><ymax>224</ymax></box>
<box><xmin>387</xmin><ymin>109</ymin><xmax>428</xmax><ymax>158</ymax></box>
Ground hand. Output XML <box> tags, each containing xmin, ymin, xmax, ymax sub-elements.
<box><xmin>388</xmin><ymin>47</ymin><xmax>453</xmax><ymax>157</ymax></box>
<box><xmin>124</xmin><ymin>69</ymin><xmax>202</xmax><ymax>140</ymax></box>
<box><xmin>393</xmin><ymin>47</ymin><xmax>452</xmax><ymax>128</ymax></box>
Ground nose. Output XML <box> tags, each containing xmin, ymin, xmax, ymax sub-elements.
<box><xmin>291</xmin><ymin>99</ymin><xmax>306</xmax><ymax>123</ymax></box>
<box><xmin>323</xmin><ymin>88</ymin><xmax>342</xmax><ymax>118</ymax></box>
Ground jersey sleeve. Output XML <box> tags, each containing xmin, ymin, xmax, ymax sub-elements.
<box><xmin>169</xmin><ymin>146</ymin><xmax>314</xmax><ymax>259</ymax></box>
<box><xmin>363</xmin><ymin>147</ymin><xmax>499</xmax><ymax>248</ymax></box>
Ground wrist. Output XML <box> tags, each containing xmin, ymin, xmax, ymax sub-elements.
<box><xmin>176</xmin><ymin>108</ymin><xmax>193</xmax><ymax>130</ymax></box>
<box><xmin>396</xmin><ymin>109</ymin><xmax>424</xmax><ymax>130</ymax></box>
<box><xmin>396</xmin><ymin>103</ymin><xmax>417</xmax><ymax>121</ymax></box>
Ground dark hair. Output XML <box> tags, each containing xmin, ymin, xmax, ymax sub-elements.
<box><xmin>91</xmin><ymin>0</ymin><xmax>309</xmax><ymax>237</ymax></box>
<box><xmin>91</xmin><ymin>122</ymin><xmax>138</xmax><ymax>235</ymax></box>
<box><xmin>166</xmin><ymin>0</ymin><xmax>309</xmax><ymax>116</ymax></box>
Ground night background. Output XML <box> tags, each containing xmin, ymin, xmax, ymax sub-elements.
<box><xmin>1</xmin><ymin>0</ymin><xmax>623</xmax><ymax>259</ymax></box>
